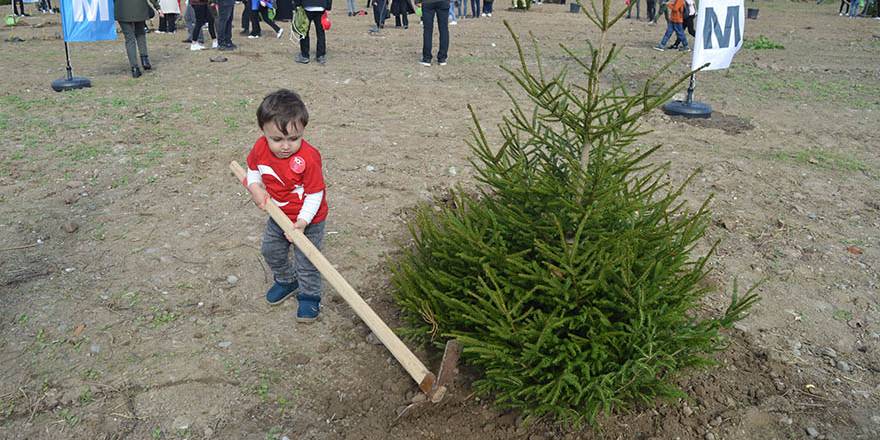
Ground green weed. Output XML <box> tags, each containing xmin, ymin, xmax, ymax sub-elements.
<box><xmin>832</xmin><ymin>309</ymin><xmax>853</xmax><ymax>322</ymax></box>
<box><xmin>265</xmin><ymin>426</ymin><xmax>283</xmax><ymax>440</ymax></box>
<box><xmin>18</xmin><ymin>314</ymin><xmax>29</xmax><ymax>325</ymax></box>
<box><xmin>151</xmin><ymin>427</ymin><xmax>164</xmax><ymax>439</ymax></box>
<box><xmin>58</xmin><ymin>408</ymin><xmax>79</xmax><ymax>428</ymax></box>
<box><xmin>151</xmin><ymin>307</ymin><xmax>177</xmax><ymax>327</ymax></box>
<box><xmin>769</xmin><ymin>148</ymin><xmax>871</xmax><ymax>174</ymax></box>
<box><xmin>78</xmin><ymin>388</ymin><xmax>93</xmax><ymax>404</ymax></box>
<box><xmin>744</xmin><ymin>35</ymin><xmax>784</xmax><ymax>50</ymax></box>
<box><xmin>82</xmin><ymin>368</ymin><xmax>101</xmax><ymax>381</ymax></box>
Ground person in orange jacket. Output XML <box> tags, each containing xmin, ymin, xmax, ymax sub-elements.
<box><xmin>653</xmin><ymin>0</ymin><xmax>688</xmax><ymax>51</ymax></box>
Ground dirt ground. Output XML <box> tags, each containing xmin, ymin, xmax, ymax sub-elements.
<box><xmin>1</xmin><ymin>1</ymin><xmax>879</xmax><ymax>439</ymax></box>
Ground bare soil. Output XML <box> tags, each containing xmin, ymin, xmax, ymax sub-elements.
<box><xmin>1</xmin><ymin>1</ymin><xmax>879</xmax><ymax>439</ymax></box>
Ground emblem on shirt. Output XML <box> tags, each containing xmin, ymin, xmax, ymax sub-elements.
<box><xmin>291</xmin><ymin>156</ymin><xmax>306</xmax><ymax>174</ymax></box>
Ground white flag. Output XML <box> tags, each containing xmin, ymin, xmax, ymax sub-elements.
<box><xmin>692</xmin><ymin>0</ymin><xmax>744</xmax><ymax>71</ymax></box>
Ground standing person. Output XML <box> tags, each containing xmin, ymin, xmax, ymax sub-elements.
<box><xmin>419</xmin><ymin>0</ymin><xmax>448</xmax><ymax>66</ymax></box>
<box><xmin>158</xmin><ymin>0</ymin><xmax>181</xmax><ymax>32</ymax></box>
<box><xmin>456</xmin><ymin>0</ymin><xmax>466</xmax><ymax>19</ymax></box>
<box><xmin>346</xmin><ymin>0</ymin><xmax>356</xmax><ymax>15</ymax></box>
<box><xmin>838</xmin><ymin>0</ymin><xmax>849</xmax><ymax>15</ymax></box>
<box><xmin>294</xmin><ymin>0</ymin><xmax>331</xmax><ymax>64</ymax></box>
<box><xmin>244</xmin><ymin>89</ymin><xmax>329</xmax><ymax>323</ymax></box>
<box><xmin>116</xmin><ymin>0</ymin><xmax>162</xmax><ymax>78</ymax></box>
<box><xmin>448</xmin><ymin>0</ymin><xmax>456</xmax><ymax>24</ymax></box>
<box><xmin>469</xmin><ymin>0</ymin><xmax>478</xmax><ymax>17</ymax></box>
<box><xmin>875</xmin><ymin>0</ymin><xmax>879</xmax><ymax>19</ymax></box>
<box><xmin>626</xmin><ymin>0</ymin><xmax>640</xmax><ymax>19</ymax></box>
<box><xmin>670</xmin><ymin>0</ymin><xmax>694</xmax><ymax>49</ymax></box>
<box><xmin>391</xmin><ymin>0</ymin><xmax>414</xmax><ymax>28</ymax></box>
<box><xmin>13</xmin><ymin>0</ymin><xmax>29</xmax><ymax>16</ymax></box>
<box><xmin>215</xmin><ymin>0</ymin><xmax>237</xmax><ymax>50</ymax></box>
<box><xmin>249</xmin><ymin>0</ymin><xmax>284</xmax><ymax>37</ymax></box>
<box><xmin>848</xmin><ymin>0</ymin><xmax>860</xmax><ymax>16</ymax></box>
<box><xmin>651</xmin><ymin>0</ymin><xmax>667</xmax><ymax>24</ymax></box>
<box><xmin>371</xmin><ymin>0</ymin><xmax>388</xmax><ymax>28</ymax></box>
<box><xmin>653</xmin><ymin>0</ymin><xmax>687</xmax><ymax>51</ymax></box>
<box><xmin>182</xmin><ymin>0</ymin><xmax>202</xmax><ymax>42</ymax></box>
<box><xmin>481</xmin><ymin>0</ymin><xmax>491</xmax><ymax>16</ymax></box>
<box><xmin>38</xmin><ymin>0</ymin><xmax>54</xmax><ymax>13</ymax></box>
<box><xmin>190</xmin><ymin>0</ymin><xmax>218</xmax><ymax>49</ymax></box>
<box><xmin>646</xmin><ymin>0</ymin><xmax>655</xmax><ymax>22</ymax></box>
<box><xmin>240</xmin><ymin>0</ymin><xmax>251</xmax><ymax>34</ymax></box>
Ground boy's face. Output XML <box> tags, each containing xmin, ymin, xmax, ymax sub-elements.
<box><xmin>262</xmin><ymin>120</ymin><xmax>304</xmax><ymax>159</ymax></box>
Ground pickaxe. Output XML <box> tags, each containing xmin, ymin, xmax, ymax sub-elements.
<box><xmin>229</xmin><ymin>161</ymin><xmax>460</xmax><ymax>406</ymax></box>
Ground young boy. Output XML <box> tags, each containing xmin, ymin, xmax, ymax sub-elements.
<box><xmin>245</xmin><ymin>89</ymin><xmax>329</xmax><ymax>322</ymax></box>
<box><xmin>653</xmin><ymin>0</ymin><xmax>688</xmax><ymax>52</ymax></box>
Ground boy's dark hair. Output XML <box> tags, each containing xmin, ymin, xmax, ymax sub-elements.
<box><xmin>257</xmin><ymin>89</ymin><xmax>309</xmax><ymax>135</ymax></box>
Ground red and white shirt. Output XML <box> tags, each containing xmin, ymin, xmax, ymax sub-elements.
<box><xmin>246</xmin><ymin>136</ymin><xmax>329</xmax><ymax>224</ymax></box>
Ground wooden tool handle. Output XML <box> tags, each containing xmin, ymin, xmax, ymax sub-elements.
<box><xmin>229</xmin><ymin>161</ymin><xmax>436</xmax><ymax>393</ymax></box>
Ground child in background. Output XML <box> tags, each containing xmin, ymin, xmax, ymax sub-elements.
<box><xmin>391</xmin><ymin>0</ymin><xmax>414</xmax><ymax>28</ymax></box>
<box><xmin>245</xmin><ymin>89</ymin><xmax>329</xmax><ymax>323</ymax></box>
<box><xmin>650</xmin><ymin>0</ymin><xmax>666</xmax><ymax>24</ymax></box>
<box><xmin>249</xmin><ymin>0</ymin><xmax>283</xmax><ymax>38</ymax></box>
<box><xmin>670</xmin><ymin>0</ymin><xmax>694</xmax><ymax>49</ymax></box>
<box><xmin>653</xmin><ymin>0</ymin><xmax>688</xmax><ymax>51</ymax></box>
<box><xmin>157</xmin><ymin>0</ymin><xmax>181</xmax><ymax>33</ymax></box>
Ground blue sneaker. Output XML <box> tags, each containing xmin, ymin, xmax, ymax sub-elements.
<box><xmin>266</xmin><ymin>279</ymin><xmax>298</xmax><ymax>305</ymax></box>
<box><xmin>296</xmin><ymin>294</ymin><xmax>321</xmax><ymax>323</ymax></box>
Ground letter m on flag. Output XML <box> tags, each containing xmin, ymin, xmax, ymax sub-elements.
<box><xmin>703</xmin><ymin>6</ymin><xmax>741</xmax><ymax>49</ymax></box>
<box><xmin>73</xmin><ymin>0</ymin><xmax>111</xmax><ymax>22</ymax></box>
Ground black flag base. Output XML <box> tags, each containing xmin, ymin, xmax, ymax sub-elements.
<box><xmin>52</xmin><ymin>42</ymin><xmax>92</xmax><ymax>93</ymax></box>
<box><xmin>662</xmin><ymin>73</ymin><xmax>711</xmax><ymax>119</ymax></box>
<box><xmin>662</xmin><ymin>100</ymin><xmax>711</xmax><ymax>119</ymax></box>
<box><xmin>52</xmin><ymin>76</ymin><xmax>91</xmax><ymax>92</ymax></box>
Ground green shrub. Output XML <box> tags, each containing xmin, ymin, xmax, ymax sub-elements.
<box><xmin>391</xmin><ymin>1</ymin><xmax>758</xmax><ymax>427</ymax></box>
<box><xmin>743</xmin><ymin>35</ymin><xmax>784</xmax><ymax>50</ymax></box>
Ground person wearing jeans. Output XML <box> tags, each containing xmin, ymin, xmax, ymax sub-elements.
<box><xmin>456</xmin><ymin>0</ymin><xmax>467</xmax><ymax>18</ymax></box>
<box><xmin>654</xmin><ymin>0</ymin><xmax>687</xmax><ymax>51</ymax></box>
<box><xmin>626</xmin><ymin>0</ymin><xmax>640</xmax><ymax>19</ymax></box>
<box><xmin>646</xmin><ymin>0</ymin><xmax>655</xmax><ymax>21</ymax></box>
<box><xmin>420</xmin><ymin>0</ymin><xmax>449</xmax><ymax>65</ymax></box>
<box><xmin>469</xmin><ymin>0</ymin><xmax>479</xmax><ymax>17</ymax></box>
<box><xmin>215</xmin><ymin>0</ymin><xmax>237</xmax><ymax>50</ymax></box>
<box><xmin>481</xmin><ymin>0</ymin><xmax>492</xmax><ymax>16</ymax></box>
<box><xmin>448</xmin><ymin>1</ymin><xmax>456</xmax><ymax>24</ymax></box>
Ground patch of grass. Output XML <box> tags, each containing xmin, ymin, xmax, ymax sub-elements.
<box><xmin>744</xmin><ymin>35</ymin><xmax>784</xmax><ymax>50</ymax></box>
<box><xmin>151</xmin><ymin>427</ymin><xmax>164</xmax><ymax>439</ymax></box>
<box><xmin>18</xmin><ymin>313</ymin><xmax>29</xmax><ymax>325</ymax></box>
<box><xmin>111</xmin><ymin>175</ymin><xmax>129</xmax><ymax>188</ymax></box>
<box><xmin>265</xmin><ymin>426</ymin><xmax>283</xmax><ymax>440</ymax></box>
<box><xmin>78</xmin><ymin>387</ymin><xmax>93</xmax><ymax>404</ymax></box>
<box><xmin>224</xmin><ymin>116</ymin><xmax>240</xmax><ymax>131</ymax></box>
<box><xmin>832</xmin><ymin>309</ymin><xmax>853</xmax><ymax>322</ymax></box>
<box><xmin>82</xmin><ymin>368</ymin><xmax>101</xmax><ymax>381</ymax></box>
<box><xmin>66</xmin><ymin>144</ymin><xmax>110</xmax><ymax>162</ymax></box>
<box><xmin>255</xmin><ymin>377</ymin><xmax>270</xmax><ymax>402</ymax></box>
<box><xmin>58</xmin><ymin>408</ymin><xmax>79</xmax><ymax>428</ymax></box>
<box><xmin>132</xmin><ymin>147</ymin><xmax>165</xmax><ymax>170</ymax></box>
<box><xmin>769</xmin><ymin>148</ymin><xmax>871</xmax><ymax>174</ymax></box>
<box><xmin>0</xmin><ymin>113</ymin><xmax>8</xmax><ymax>130</ymax></box>
<box><xmin>150</xmin><ymin>307</ymin><xmax>178</xmax><ymax>327</ymax></box>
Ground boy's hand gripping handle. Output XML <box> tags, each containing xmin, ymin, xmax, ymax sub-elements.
<box><xmin>229</xmin><ymin>161</ymin><xmax>437</xmax><ymax>395</ymax></box>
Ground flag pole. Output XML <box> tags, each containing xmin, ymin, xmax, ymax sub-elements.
<box><xmin>52</xmin><ymin>0</ymin><xmax>92</xmax><ymax>92</ymax></box>
<box><xmin>662</xmin><ymin>72</ymin><xmax>711</xmax><ymax>118</ymax></box>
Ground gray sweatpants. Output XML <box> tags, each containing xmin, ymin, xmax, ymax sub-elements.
<box><xmin>261</xmin><ymin>218</ymin><xmax>325</xmax><ymax>299</ymax></box>
<box><xmin>118</xmin><ymin>21</ymin><xmax>148</xmax><ymax>68</ymax></box>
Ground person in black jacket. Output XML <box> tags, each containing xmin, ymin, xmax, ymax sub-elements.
<box><xmin>294</xmin><ymin>0</ymin><xmax>332</xmax><ymax>64</ymax></box>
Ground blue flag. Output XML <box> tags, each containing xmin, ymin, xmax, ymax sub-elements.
<box><xmin>60</xmin><ymin>0</ymin><xmax>117</xmax><ymax>42</ymax></box>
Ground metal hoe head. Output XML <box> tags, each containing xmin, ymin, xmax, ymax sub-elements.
<box><xmin>395</xmin><ymin>339</ymin><xmax>462</xmax><ymax>421</ymax></box>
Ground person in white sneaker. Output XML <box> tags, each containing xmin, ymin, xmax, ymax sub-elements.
<box><xmin>249</xmin><ymin>0</ymin><xmax>283</xmax><ymax>38</ymax></box>
<box><xmin>190</xmin><ymin>0</ymin><xmax>218</xmax><ymax>49</ymax></box>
